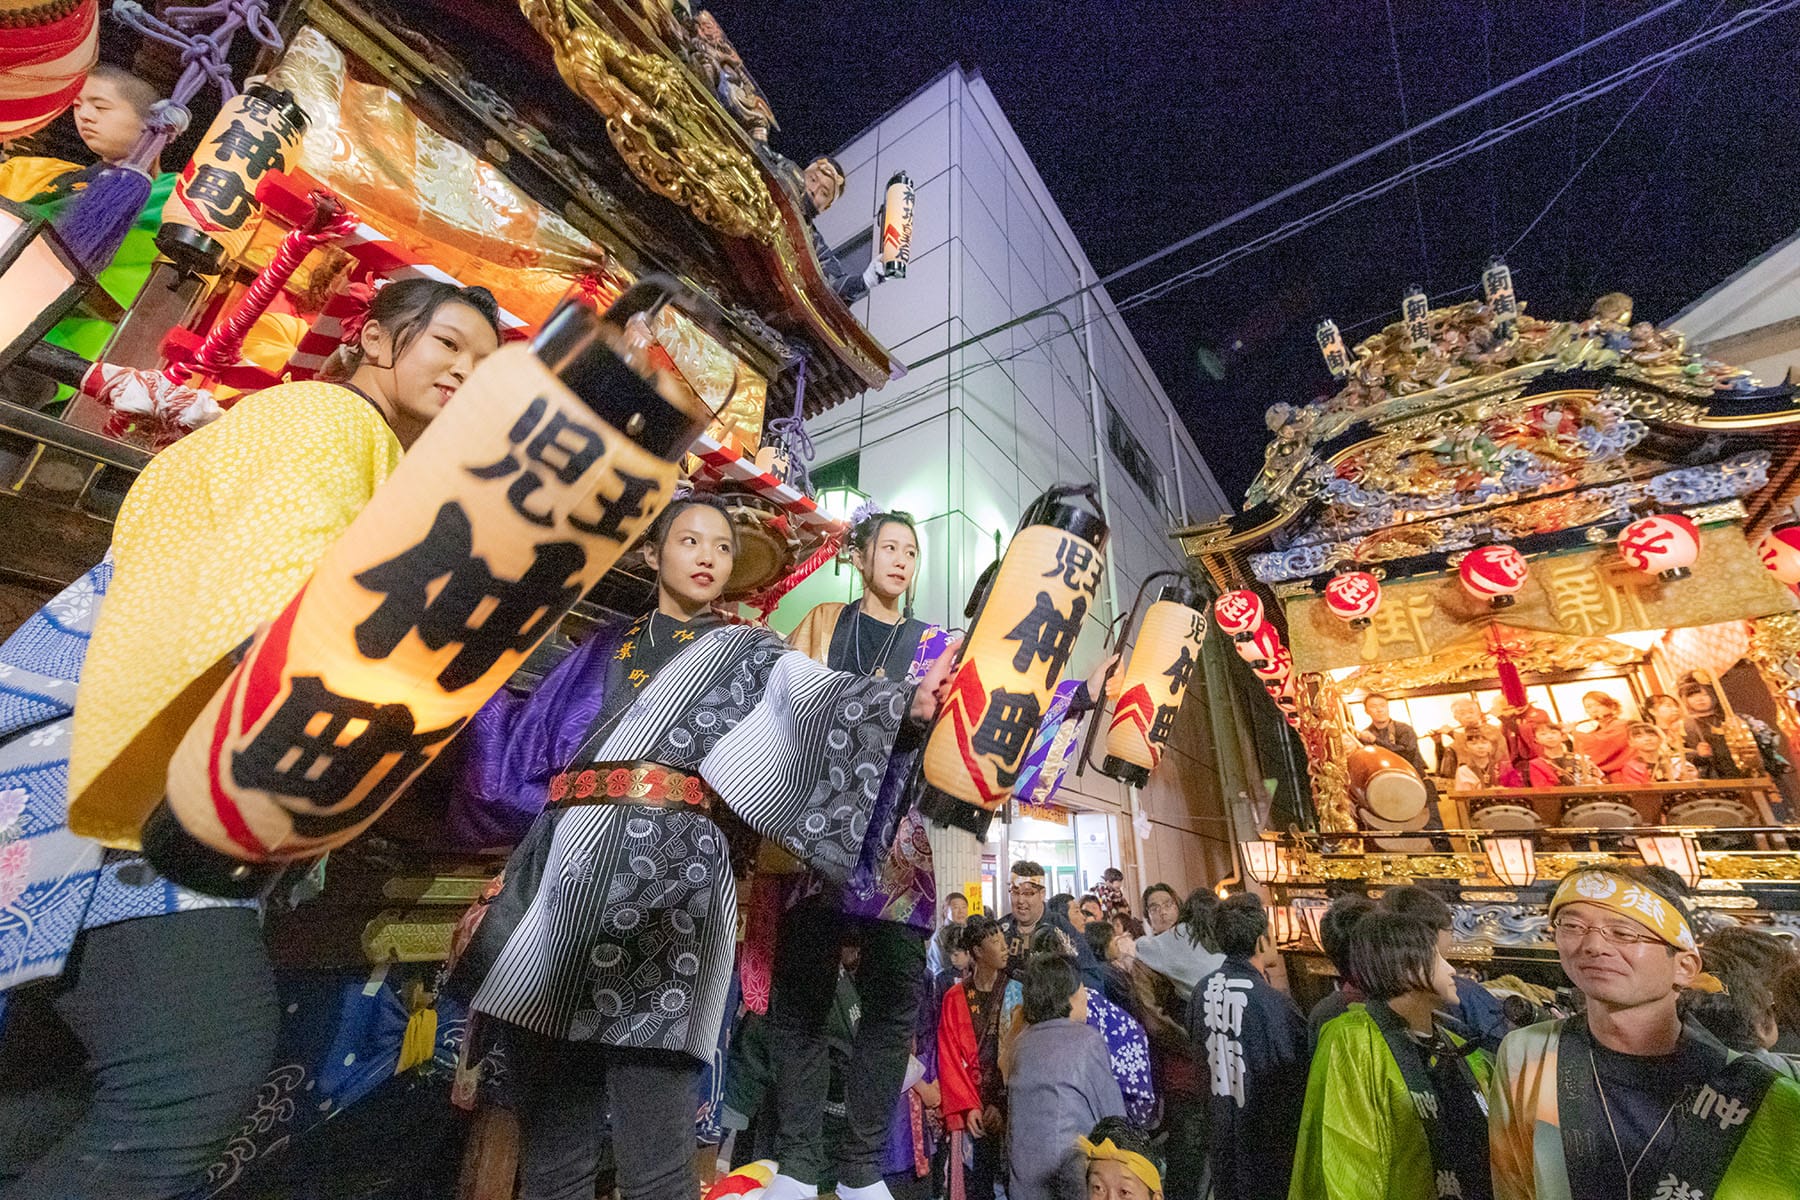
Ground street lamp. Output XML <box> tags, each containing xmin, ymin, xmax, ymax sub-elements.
<box><xmin>1483</xmin><ymin>835</ymin><xmax>1538</xmax><ymax>887</ymax></box>
<box><xmin>0</xmin><ymin>196</ymin><xmax>93</xmax><ymax>374</ymax></box>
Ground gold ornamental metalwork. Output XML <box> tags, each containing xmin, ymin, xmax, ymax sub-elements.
<box><xmin>521</xmin><ymin>0</ymin><xmax>779</xmax><ymax>244</ymax></box>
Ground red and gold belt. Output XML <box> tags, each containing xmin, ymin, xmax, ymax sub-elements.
<box><xmin>546</xmin><ymin>761</ymin><xmax>715</xmax><ymax>810</ymax></box>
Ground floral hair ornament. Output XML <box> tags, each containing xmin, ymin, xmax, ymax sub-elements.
<box><xmin>849</xmin><ymin>496</ymin><xmax>884</xmax><ymax>530</ymax></box>
<box><xmin>1548</xmin><ymin>868</ymin><xmax>1697</xmax><ymax>951</ymax></box>
<box><xmin>1076</xmin><ymin>1136</ymin><xmax>1162</xmax><ymax>1195</ymax></box>
<box><xmin>335</xmin><ymin>278</ymin><xmax>385</xmax><ymax>348</ymax></box>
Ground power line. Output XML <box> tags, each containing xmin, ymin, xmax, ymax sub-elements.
<box><xmin>907</xmin><ymin>0</ymin><xmax>1698</xmax><ymax>372</ymax></box>
<box><xmin>1383</xmin><ymin>0</ymin><xmax>1432</xmax><ymax>284</ymax></box>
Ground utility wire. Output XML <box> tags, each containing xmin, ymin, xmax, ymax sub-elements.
<box><xmin>1383</xmin><ymin>0</ymin><xmax>1432</xmax><ymax>285</ymax></box>
<box><xmin>906</xmin><ymin>0</ymin><xmax>1698</xmax><ymax>372</ymax></box>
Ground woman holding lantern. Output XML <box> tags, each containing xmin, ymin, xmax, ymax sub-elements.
<box><xmin>444</xmin><ymin>495</ymin><xmax>958</xmax><ymax>1200</ymax></box>
<box><xmin>0</xmin><ymin>277</ymin><xmax>502</xmax><ymax>1200</ymax></box>
<box><xmin>764</xmin><ymin>505</ymin><xmax>956</xmax><ymax>1200</ymax></box>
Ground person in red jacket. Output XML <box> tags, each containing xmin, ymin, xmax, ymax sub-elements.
<box><xmin>938</xmin><ymin>915</ymin><xmax>1011</xmax><ymax>1200</ymax></box>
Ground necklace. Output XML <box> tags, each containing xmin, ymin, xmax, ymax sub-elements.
<box><xmin>1590</xmin><ymin>1050</ymin><xmax>1684</xmax><ymax>1199</ymax></box>
<box><xmin>851</xmin><ymin>605</ymin><xmax>904</xmax><ymax>679</ymax></box>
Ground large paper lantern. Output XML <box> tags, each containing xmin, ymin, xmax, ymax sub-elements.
<box><xmin>880</xmin><ymin>171</ymin><xmax>914</xmax><ymax>280</ymax></box>
<box><xmin>1459</xmin><ymin>544</ymin><xmax>1528</xmax><ymax>607</ymax></box>
<box><xmin>1251</xmin><ymin>644</ymin><xmax>1292</xmax><ymax>682</ymax></box>
<box><xmin>1757</xmin><ymin>523</ymin><xmax>1800</xmax><ymax>585</ymax></box>
<box><xmin>1101</xmin><ymin>580</ymin><xmax>1207</xmax><ymax>786</ymax></box>
<box><xmin>0</xmin><ymin>0</ymin><xmax>97</xmax><ymax>144</ymax></box>
<box><xmin>1236</xmin><ymin>620</ymin><xmax>1283</xmax><ymax>672</ymax></box>
<box><xmin>1323</xmin><ymin>571</ymin><xmax>1382</xmax><ymax>627</ymax></box>
<box><xmin>158</xmin><ymin>82</ymin><xmax>308</xmax><ymax>274</ymax></box>
<box><xmin>138</xmin><ymin>301</ymin><xmax>708</xmax><ymax>894</ymax></box>
<box><xmin>1617</xmin><ymin>514</ymin><xmax>1700</xmax><ymax>580</ymax></box>
<box><xmin>921</xmin><ymin>487</ymin><xmax>1108</xmax><ymax>834</ymax></box>
<box><xmin>1214</xmin><ymin>589</ymin><xmax>1264</xmax><ymax>640</ymax></box>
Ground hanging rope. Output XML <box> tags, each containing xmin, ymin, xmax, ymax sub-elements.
<box><xmin>57</xmin><ymin>1</ymin><xmax>281</xmax><ymax>270</ymax></box>
<box><xmin>165</xmin><ymin>189</ymin><xmax>359</xmax><ymax>385</ymax></box>
<box><xmin>763</xmin><ymin>353</ymin><xmax>814</xmax><ymax>494</ymax></box>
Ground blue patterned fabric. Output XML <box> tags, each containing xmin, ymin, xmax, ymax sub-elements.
<box><xmin>0</xmin><ymin>559</ymin><xmax>251</xmax><ymax>1025</ymax></box>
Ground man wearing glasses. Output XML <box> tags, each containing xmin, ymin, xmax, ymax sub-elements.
<box><xmin>1489</xmin><ymin>866</ymin><xmax>1800</xmax><ymax>1199</ymax></box>
<box><xmin>1000</xmin><ymin>861</ymin><xmax>1104</xmax><ymax>990</ymax></box>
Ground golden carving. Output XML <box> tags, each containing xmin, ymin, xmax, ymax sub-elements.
<box><xmin>1703</xmin><ymin>854</ymin><xmax>1800</xmax><ymax>881</ymax></box>
<box><xmin>1346</xmin><ymin>628</ymin><xmax>1637</xmax><ymax>694</ymax></box>
<box><xmin>521</xmin><ymin>0</ymin><xmax>778</xmax><ymax>243</ymax></box>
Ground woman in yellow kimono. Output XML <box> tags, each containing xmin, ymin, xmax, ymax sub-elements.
<box><xmin>0</xmin><ymin>277</ymin><xmax>500</xmax><ymax>1200</ymax></box>
<box><xmin>1290</xmin><ymin>911</ymin><xmax>1493</xmax><ymax>1200</ymax></box>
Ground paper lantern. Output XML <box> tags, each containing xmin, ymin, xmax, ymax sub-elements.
<box><xmin>137</xmin><ymin>301</ymin><xmax>708</xmax><ymax>894</ymax></box>
<box><xmin>1483</xmin><ymin>835</ymin><xmax>1537</xmax><ymax>887</ymax></box>
<box><xmin>157</xmin><ymin>82</ymin><xmax>308</xmax><ymax>274</ymax></box>
<box><xmin>1323</xmin><ymin>571</ymin><xmax>1382</xmax><ymax>627</ymax></box>
<box><xmin>0</xmin><ymin>0</ymin><xmax>97</xmax><ymax>144</ymax></box>
<box><xmin>1402</xmin><ymin>286</ymin><xmax>1431</xmax><ymax>350</ymax></box>
<box><xmin>1483</xmin><ymin>258</ymin><xmax>1519</xmax><ymax>334</ymax></box>
<box><xmin>1101</xmin><ymin>581</ymin><xmax>1207</xmax><ymax>786</ymax></box>
<box><xmin>1637</xmin><ymin>833</ymin><xmax>1702</xmax><ymax>888</ymax></box>
<box><xmin>1293</xmin><ymin>896</ymin><xmax>1329</xmax><ymax>949</ymax></box>
<box><xmin>1239</xmin><ymin>839</ymin><xmax>1293</xmax><ymax>884</ymax></box>
<box><xmin>1757</xmin><ymin>523</ymin><xmax>1800</xmax><ymax>585</ymax></box>
<box><xmin>1269</xmin><ymin>904</ymin><xmax>1299</xmax><ymax>947</ymax></box>
<box><xmin>1236</xmin><ymin>621</ymin><xmax>1283</xmax><ymax>672</ymax></box>
<box><xmin>0</xmin><ymin>195</ymin><xmax>92</xmax><ymax>373</ymax></box>
<box><xmin>1459</xmin><ymin>544</ymin><xmax>1529</xmax><ymax>607</ymax></box>
<box><xmin>879</xmin><ymin>171</ymin><xmax>914</xmax><ymax>280</ymax></box>
<box><xmin>1251</xmin><ymin>644</ymin><xmax>1292</xmax><ymax>682</ymax></box>
<box><xmin>1617</xmin><ymin>514</ymin><xmax>1700</xmax><ymax>580</ymax></box>
<box><xmin>1215</xmin><ymin>589</ymin><xmax>1264</xmax><ymax>640</ymax></box>
<box><xmin>1315</xmin><ymin>318</ymin><xmax>1349</xmax><ymax>379</ymax></box>
<box><xmin>921</xmin><ymin>488</ymin><xmax>1108</xmax><ymax>833</ymax></box>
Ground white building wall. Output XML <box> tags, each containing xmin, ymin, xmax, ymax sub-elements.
<box><xmin>777</xmin><ymin>68</ymin><xmax>1232</xmax><ymax>900</ymax></box>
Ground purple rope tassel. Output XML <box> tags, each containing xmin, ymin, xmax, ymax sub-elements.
<box><xmin>764</xmin><ymin>353</ymin><xmax>814</xmax><ymax>493</ymax></box>
<box><xmin>55</xmin><ymin>0</ymin><xmax>281</xmax><ymax>274</ymax></box>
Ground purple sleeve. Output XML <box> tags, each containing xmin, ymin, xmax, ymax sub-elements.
<box><xmin>443</xmin><ymin>626</ymin><xmax>618</xmax><ymax>851</ymax></box>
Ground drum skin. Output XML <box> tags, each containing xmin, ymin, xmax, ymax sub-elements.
<box><xmin>1346</xmin><ymin>744</ymin><xmax>1428</xmax><ymax>823</ymax></box>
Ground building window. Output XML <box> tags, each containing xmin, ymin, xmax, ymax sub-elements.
<box><xmin>1105</xmin><ymin>402</ymin><xmax>1169</xmax><ymax>517</ymax></box>
<box><xmin>831</xmin><ymin>228</ymin><xmax>875</xmax><ymax>280</ymax></box>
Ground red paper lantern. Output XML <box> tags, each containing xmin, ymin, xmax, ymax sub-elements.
<box><xmin>1459</xmin><ymin>544</ymin><xmax>1529</xmax><ymax>607</ymax></box>
<box><xmin>1215</xmin><ymin>589</ymin><xmax>1264</xmax><ymax>640</ymax></box>
<box><xmin>1757</xmin><ymin>523</ymin><xmax>1800</xmax><ymax>586</ymax></box>
<box><xmin>1617</xmin><ymin>514</ymin><xmax>1700</xmax><ymax>580</ymax></box>
<box><xmin>1323</xmin><ymin>571</ymin><xmax>1382</xmax><ymax>627</ymax></box>
<box><xmin>1252</xmin><ymin>645</ymin><xmax>1293</xmax><ymax>682</ymax></box>
<box><xmin>1236</xmin><ymin>621</ymin><xmax>1283</xmax><ymax>672</ymax></box>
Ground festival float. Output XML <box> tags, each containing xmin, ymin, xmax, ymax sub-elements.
<box><xmin>1176</xmin><ymin>270</ymin><xmax>1800</xmax><ymax>1011</ymax></box>
<box><xmin>0</xmin><ymin>0</ymin><xmax>906</xmax><ymax>1191</ymax></box>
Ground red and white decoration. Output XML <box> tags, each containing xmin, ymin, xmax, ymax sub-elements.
<box><xmin>1756</xmin><ymin>523</ymin><xmax>1800</xmax><ymax>586</ymax></box>
<box><xmin>1235</xmin><ymin>621</ymin><xmax>1284</xmax><ymax>672</ymax></box>
<box><xmin>1459</xmin><ymin>544</ymin><xmax>1529</xmax><ymax>606</ymax></box>
<box><xmin>1617</xmin><ymin>513</ymin><xmax>1700</xmax><ymax>580</ymax></box>
<box><xmin>1251</xmin><ymin>644</ymin><xmax>1293</xmax><ymax>683</ymax></box>
<box><xmin>0</xmin><ymin>0</ymin><xmax>96</xmax><ymax>144</ymax></box>
<box><xmin>1323</xmin><ymin>571</ymin><xmax>1382</xmax><ymax>626</ymax></box>
<box><xmin>1215</xmin><ymin>589</ymin><xmax>1265</xmax><ymax>640</ymax></box>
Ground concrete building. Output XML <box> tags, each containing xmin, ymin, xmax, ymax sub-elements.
<box><xmin>1670</xmin><ymin>230</ymin><xmax>1800</xmax><ymax>387</ymax></box>
<box><xmin>770</xmin><ymin>66</ymin><xmax>1236</xmax><ymax>911</ymax></box>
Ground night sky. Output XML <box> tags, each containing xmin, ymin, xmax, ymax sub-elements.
<box><xmin>709</xmin><ymin>1</ymin><xmax>1800</xmax><ymax>507</ymax></box>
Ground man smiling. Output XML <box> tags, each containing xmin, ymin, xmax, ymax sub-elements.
<box><xmin>1000</xmin><ymin>861</ymin><xmax>1103</xmax><ymax>990</ymax></box>
<box><xmin>1489</xmin><ymin>867</ymin><xmax>1800</xmax><ymax>1199</ymax></box>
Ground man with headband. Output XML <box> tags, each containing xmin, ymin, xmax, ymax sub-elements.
<box><xmin>1079</xmin><ymin>1117</ymin><xmax>1163</xmax><ymax>1200</ymax></box>
<box><xmin>1489</xmin><ymin>866</ymin><xmax>1800</xmax><ymax>1199</ymax></box>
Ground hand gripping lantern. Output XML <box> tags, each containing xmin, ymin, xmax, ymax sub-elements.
<box><xmin>1099</xmin><ymin>576</ymin><xmax>1208</xmax><ymax>787</ymax></box>
<box><xmin>920</xmin><ymin>484</ymin><xmax>1108</xmax><ymax>835</ymax></box>
<box><xmin>138</xmin><ymin>287</ymin><xmax>710</xmax><ymax>894</ymax></box>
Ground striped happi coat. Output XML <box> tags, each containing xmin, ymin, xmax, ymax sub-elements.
<box><xmin>450</xmin><ymin>615</ymin><xmax>912</xmax><ymax>1059</ymax></box>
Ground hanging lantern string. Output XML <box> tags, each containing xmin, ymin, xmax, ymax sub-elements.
<box><xmin>764</xmin><ymin>353</ymin><xmax>813</xmax><ymax>493</ymax></box>
<box><xmin>165</xmin><ymin>189</ymin><xmax>359</xmax><ymax>386</ymax></box>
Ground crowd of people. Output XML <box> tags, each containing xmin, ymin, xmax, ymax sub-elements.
<box><xmin>1359</xmin><ymin>679</ymin><xmax>1789</xmax><ymax>797</ymax></box>
<box><xmin>767</xmin><ymin>860</ymin><xmax>1800</xmax><ymax>1200</ymax></box>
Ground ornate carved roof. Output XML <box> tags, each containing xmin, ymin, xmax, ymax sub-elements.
<box><xmin>1175</xmin><ymin>290</ymin><xmax>1800</xmax><ymax>588</ymax></box>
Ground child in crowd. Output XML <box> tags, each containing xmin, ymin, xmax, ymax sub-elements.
<box><xmin>1005</xmin><ymin>954</ymin><xmax>1124</xmax><ymax>1200</ymax></box>
<box><xmin>939</xmin><ymin>915</ymin><xmax>1013</xmax><ymax>1200</ymax></box>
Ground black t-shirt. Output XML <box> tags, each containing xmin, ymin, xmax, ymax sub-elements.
<box><xmin>1572</xmin><ymin>1029</ymin><xmax>1719</xmax><ymax>1199</ymax></box>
